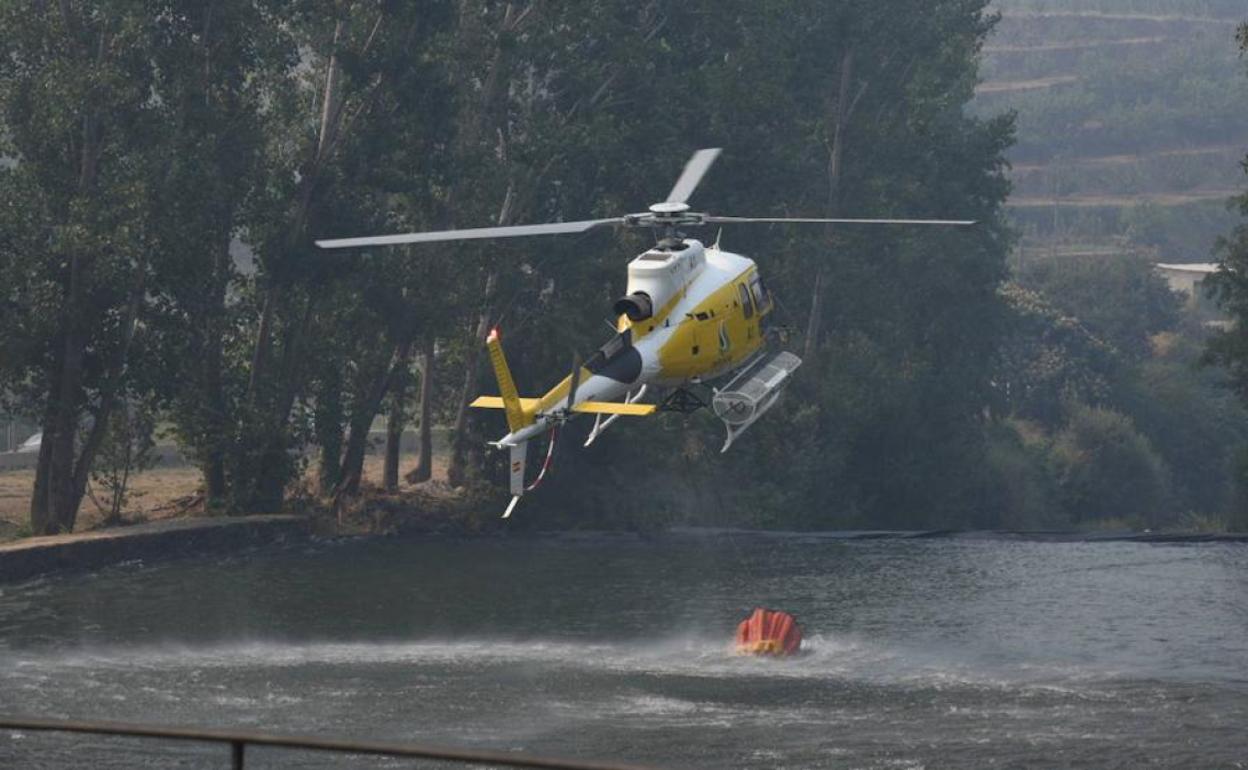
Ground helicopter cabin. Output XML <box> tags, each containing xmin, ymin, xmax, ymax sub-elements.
<box><xmin>613</xmin><ymin>239</ymin><xmax>707</xmax><ymax>332</ymax></box>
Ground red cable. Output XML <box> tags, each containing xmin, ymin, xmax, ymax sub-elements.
<box><xmin>524</xmin><ymin>425</ymin><xmax>558</xmax><ymax>493</ymax></box>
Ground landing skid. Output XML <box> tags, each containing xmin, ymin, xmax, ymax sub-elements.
<box><xmin>584</xmin><ymin>385</ymin><xmax>649</xmax><ymax>447</ymax></box>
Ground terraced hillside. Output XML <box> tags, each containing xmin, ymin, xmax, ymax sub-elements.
<box><xmin>974</xmin><ymin>0</ymin><xmax>1247</xmax><ymax>260</ymax></box>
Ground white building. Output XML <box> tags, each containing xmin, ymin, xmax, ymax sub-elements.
<box><xmin>1155</xmin><ymin>262</ymin><xmax>1219</xmax><ymax>298</ymax></box>
<box><xmin>1155</xmin><ymin>262</ymin><xmax>1230</xmax><ymax>329</ymax></box>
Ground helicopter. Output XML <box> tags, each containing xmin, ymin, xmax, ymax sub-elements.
<box><xmin>317</xmin><ymin>149</ymin><xmax>974</xmax><ymax>518</ymax></box>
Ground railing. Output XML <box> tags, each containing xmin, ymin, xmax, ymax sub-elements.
<box><xmin>0</xmin><ymin>716</ymin><xmax>662</xmax><ymax>770</ymax></box>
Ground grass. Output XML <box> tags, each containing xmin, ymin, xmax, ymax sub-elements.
<box><xmin>0</xmin><ymin>451</ymin><xmax>449</xmax><ymax>542</ymax></box>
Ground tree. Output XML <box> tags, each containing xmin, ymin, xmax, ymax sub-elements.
<box><xmin>0</xmin><ymin>3</ymin><xmax>168</xmax><ymax>533</ymax></box>
<box><xmin>89</xmin><ymin>399</ymin><xmax>157</xmax><ymax>525</ymax></box>
<box><xmin>1050</xmin><ymin>404</ymin><xmax>1173</xmax><ymax>528</ymax></box>
<box><xmin>489</xmin><ymin>0</ymin><xmax>1016</xmax><ymax>529</ymax></box>
<box><xmin>232</xmin><ymin>0</ymin><xmax>451</xmax><ymax>512</ymax></box>
<box><xmin>1017</xmin><ymin>252</ymin><xmax>1181</xmax><ymax>360</ymax></box>
<box><xmin>0</xmin><ymin>0</ymin><xmax>1022</xmax><ymax>532</ymax></box>
<box><xmin>147</xmin><ymin>0</ymin><xmax>291</xmax><ymax>511</ymax></box>
<box><xmin>1206</xmin><ymin>24</ymin><xmax>1248</xmax><ymax>414</ymax></box>
<box><xmin>993</xmin><ymin>282</ymin><xmax>1118</xmax><ymax>426</ymax></box>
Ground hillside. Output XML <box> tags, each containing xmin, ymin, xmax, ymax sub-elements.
<box><xmin>974</xmin><ymin>0</ymin><xmax>1247</xmax><ymax>260</ymax></box>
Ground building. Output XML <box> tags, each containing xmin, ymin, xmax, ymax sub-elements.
<box><xmin>1155</xmin><ymin>262</ymin><xmax>1219</xmax><ymax>299</ymax></box>
<box><xmin>1155</xmin><ymin>261</ymin><xmax>1232</xmax><ymax>324</ymax></box>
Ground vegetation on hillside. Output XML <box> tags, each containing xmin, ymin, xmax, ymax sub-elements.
<box><xmin>975</xmin><ymin>0</ymin><xmax>1246</xmax><ymax>261</ymax></box>
<box><xmin>958</xmin><ymin>2</ymin><xmax>1248</xmax><ymax>533</ymax></box>
<box><xmin>1204</xmin><ymin>27</ymin><xmax>1248</xmax><ymax>513</ymax></box>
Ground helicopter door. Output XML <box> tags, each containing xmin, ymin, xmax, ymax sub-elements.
<box><xmin>738</xmin><ymin>283</ymin><xmax>758</xmax><ymax>344</ymax></box>
<box><xmin>738</xmin><ymin>284</ymin><xmax>754</xmax><ymax>320</ymax></box>
<box><xmin>749</xmin><ymin>273</ymin><xmax>772</xmax><ymax>315</ymax></box>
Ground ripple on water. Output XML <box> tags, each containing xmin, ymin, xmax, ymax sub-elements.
<box><xmin>6</xmin><ymin>631</ymin><xmax>1152</xmax><ymax>699</ymax></box>
<box><xmin>2</xmin><ymin>537</ymin><xmax>1247</xmax><ymax>769</ymax></box>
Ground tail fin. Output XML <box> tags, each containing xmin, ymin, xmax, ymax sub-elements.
<box><xmin>508</xmin><ymin>441</ymin><xmax>528</xmax><ymax>496</ymax></box>
<box><xmin>485</xmin><ymin>328</ymin><xmax>533</xmax><ymax>433</ymax></box>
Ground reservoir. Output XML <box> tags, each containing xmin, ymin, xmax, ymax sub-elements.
<box><xmin>1</xmin><ymin>534</ymin><xmax>1246</xmax><ymax>767</ymax></box>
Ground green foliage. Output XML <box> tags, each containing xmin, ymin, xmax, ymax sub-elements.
<box><xmin>1016</xmin><ymin>251</ymin><xmax>1181</xmax><ymax>358</ymax></box>
<box><xmin>1121</xmin><ymin>202</ymin><xmax>1241</xmax><ymax>262</ymax></box>
<box><xmin>1206</xmin><ymin>196</ymin><xmax>1248</xmax><ymax>399</ymax></box>
<box><xmin>4</xmin><ymin>0</ymin><xmax>1244</xmax><ymax>535</ymax></box>
<box><xmin>1198</xmin><ymin>24</ymin><xmax>1248</xmax><ymax>525</ymax></box>
<box><xmin>0</xmin><ymin>2</ymin><xmax>176</xmax><ymax>533</ymax></box>
<box><xmin>1049</xmin><ymin>404</ymin><xmax>1173</xmax><ymax>526</ymax></box>
<box><xmin>978</xmin><ymin>3</ymin><xmax>1248</xmax><ymax>162</ymax></box>
<box><xmin>1118</xmin><ymin>345</ymin><xmax>1248</xmax><ymax>516</ymax></box>
<box><xmin>975</xmin><ymin>0</ymin><xmax>1247</xmax><ymax>279</ymax></box>
<box><xmin>407</xmin><ymin>0</ymin><xmax>1018</xmax><ymax>530</ymax></box>
<box><xmin>8</xmin><ymin>0</ymin><xmax>1169</xmax><ymax>532</ymax></box>
<box><xmin>994</xmin><ymin>282</ymin><xmax>1117</xmax><ymax>425</ymax></box>
<box><xmin>89</xmin><ymin>402</ymin><xmax>157</xmax><ymax>525</ymax></box>
<box><xmin>981</xmin><ymin>419</ymin><xmax>1067</xmax><ymax>529</ymax></box>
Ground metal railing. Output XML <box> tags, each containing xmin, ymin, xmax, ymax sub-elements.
<box><xmin>0</xmin><ymin>716</ymin><xmax>662</xmax><ymax>770</ymax></box>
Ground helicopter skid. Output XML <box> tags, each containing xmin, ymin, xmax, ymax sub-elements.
<box><xmin>713</xmin><ymin>350</ymin><xmax>802</xmax><ymax>452</ymax></box>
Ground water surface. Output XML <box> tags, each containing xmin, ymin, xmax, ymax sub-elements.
<box><xmin>1</xmin><ymin>534</ymin><xmax>1246</xmax><ymax>768</ymax></box>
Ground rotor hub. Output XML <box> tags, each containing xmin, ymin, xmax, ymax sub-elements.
<box><xmin>648</xmin><ymin>201</ymin><xmax>690</xmax><ymax>215</ymax></box>
<box><xmin>628</xmin><ymin>203</ymin><xmax>706</xmax><ymax>235</ymax></box>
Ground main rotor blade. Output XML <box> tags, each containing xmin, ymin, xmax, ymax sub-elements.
<box><xmin>666</xmin><ymin>148</ymin><xmax>722</xmax><ymax>204</ymax></box>
<box><xmin>315</xmin><ymin>218</ymin><xmax>621</xmax><ymax>249</ymax></box>
<box><xmin>705</xmin><ymin>216</ymin><xmax>978</xmax><ymax>226</ymax></box>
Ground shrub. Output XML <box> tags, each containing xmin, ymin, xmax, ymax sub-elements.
<box><xmin>1050</xmin><ymin>404</ymin><xmax>1173</xmax><ymax>528</ymax></box>
<box><xmin>981</xmin><ymin>419</ymin><xmax>1067</xmax><ymax>530</ymax></box>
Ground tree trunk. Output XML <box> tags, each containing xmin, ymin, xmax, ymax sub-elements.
<box><xmin>383</xmin><ymin>402</ymin><xmax>404</xmax><ymax>491</ymax></box>
<box><xmin>406</xmin><ymin>336</ymin><xmax>436</xmax><ymax>484</ymax></box>
<box><xmin>826</xmin><ymin>48</ymin><xmax>855</xmax><ymax>215</ymax></box>
<box><xmin>34</xmin><ymin>245</ymin><xmax>146</xmax><ymax>534</ymax></box>
<box><xmin>247</xmin><ymin>287</ymin><xmax>279</xmax><ymax>401</ymax></box>
<box><xmin>314</xmin><ymin>367</ymin><xmax>345</xmax><ymax>495</ymax></box>
<box><xmin>42</xmin><ymin>257</ymin><xmax>87</xmax><ymax>534</ymax></box>
<box><xmin>337</xmin><ymin>339</ymin><xmax>412</xmax><ymax>498</ymax></box>
<box><xmin>202</xmin><ymin>238</ymin><xmax>230</xmax><ymax>507</ymax></box>
<box><xmin>65</xmin><ymin>252</ymin><xmax>148</xmax><ymax>531</ymax></box>
<box><xmin>29</xmin><ymin>397</ymin><xmax>57</xmax><ymax>533</ymax></box>
<box><xmin>31</xmin><ymin>16</ymin><xmax>104</xmax><ymax>534</ymax></box>
<box><xmin>250</xmin><ymin>296</ymin><xmax>315</xmax><ymax>512</ymax></box>
<box><xmin>383</xmin><ymin>351</ymin><xmax>413</xmax><ymax>491</ymax></box>
<box><xmin>803</xmin><ymin>269</ymin><xmax>825</xmax><ymax>361</ymax></box>
<box><xmin>239</xmin><ymin>14</ymin><xmax>369</xmax><ymax>513</ymax></box>
<box><xmin>446</xmin><ymin>274</ymin><xmax>496</xmax><ymax>487</ymax></box>
<box><xmin>804</xmin><ymin>48</ymin><xmax>861</xmax><ymax>363</ymax></box>
<box><xmin>442</xmin><ymin>7</ymin><xmax>535</xmax><ymax>487</ymax></box>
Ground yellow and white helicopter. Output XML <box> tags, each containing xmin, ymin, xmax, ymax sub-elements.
<box><xmin>318</xmin><ymin>149</ymin><xmax>973</xmax><ymax>517</ymax></box>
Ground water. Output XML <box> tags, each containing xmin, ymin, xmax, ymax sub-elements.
<box><xmin>1</xmin><ymin>533</ymin><xmax>1247</xmax><ymax>768</ymax></box>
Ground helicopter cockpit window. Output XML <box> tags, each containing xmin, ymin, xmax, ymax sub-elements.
<box><xmin>749</xmin><ymin>273</ymin><xmax>772</xmax><ymax>314</ymax></box>
<box><xmin>739</xmin><ymin>284</ymin><xmax>754</xmax><ymax>319</ymax></box>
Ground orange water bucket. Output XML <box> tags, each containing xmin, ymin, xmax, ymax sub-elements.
<box><xmin>734</xmin><ymin>607</ymin><xmax>802</xmax><ymax>656</ymax></box>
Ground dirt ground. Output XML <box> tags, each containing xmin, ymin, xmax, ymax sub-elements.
<box><xmin>0</xmin><ymin>452</ymin><xmax>446</xmax><ymax>539</ymax></box>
